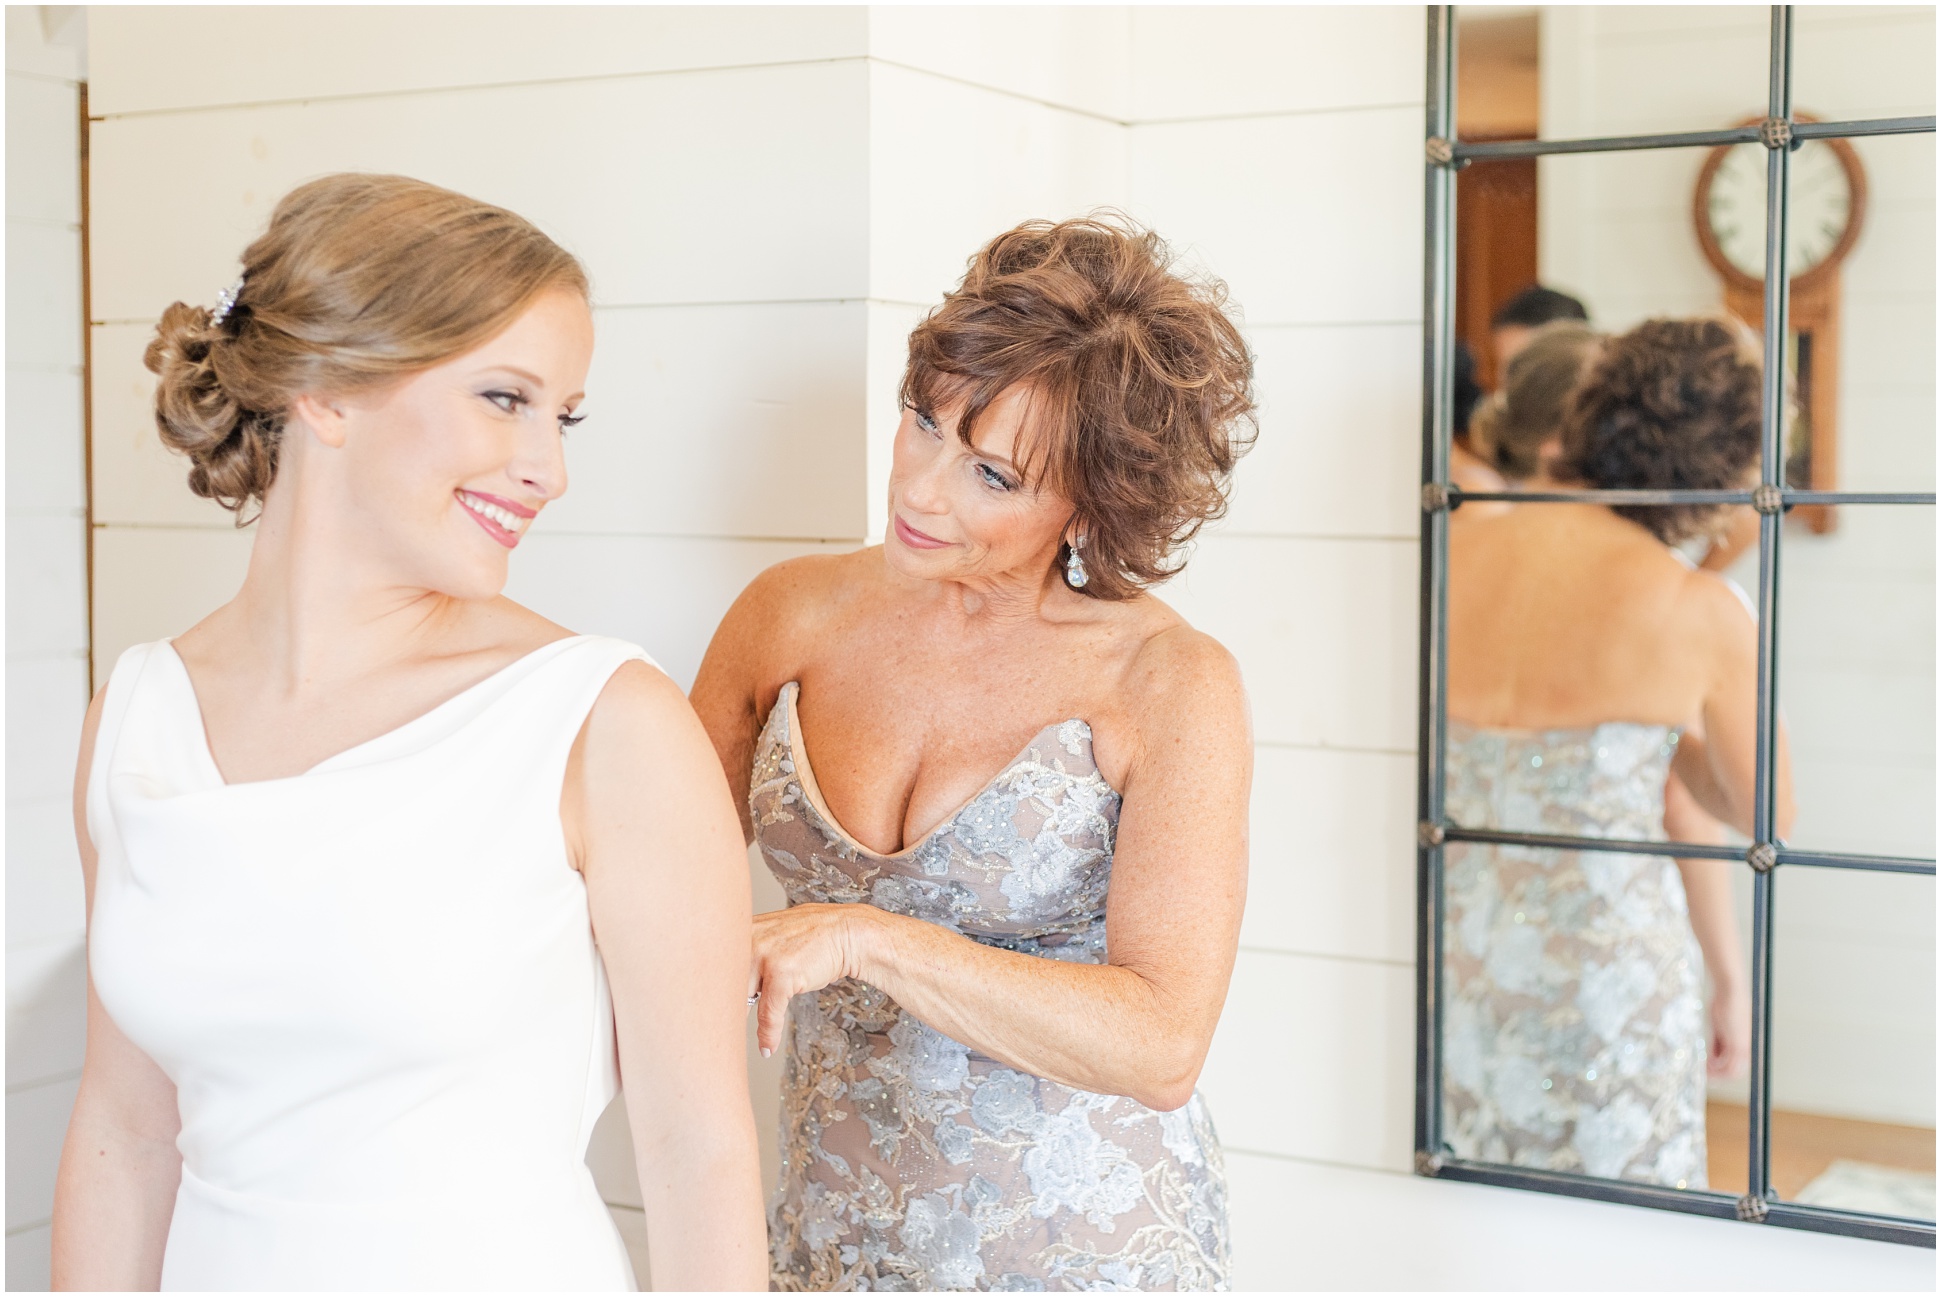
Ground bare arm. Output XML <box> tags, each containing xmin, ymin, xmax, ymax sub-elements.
<box><xmin>572</xmin><ymin>662</ymin><xmax>766</xmax><ymax>1291</ymax></box>
<box><xmin>1663</xmin><ymin>774</ymin><xmax>1750</xmax><ymax>1078</ymax></box>
<box><xmin>1673</xmin><ymin>574</ymin><xmax>1795</xmax><ymax>839</ymax></box>
<box><xmin>690</xmin><ymin>560</ymin><xmax>823</xmax><ymax>845</ymax></box>
<box><xmin>53</xmin><ymin>685</ymin><xmax>182</xmax><ymax>1291</ymax></box>
<box><xmin>750</xmin><ymin>632</ymin><xmax>1252</xmax><ymax>1112</ymax></box>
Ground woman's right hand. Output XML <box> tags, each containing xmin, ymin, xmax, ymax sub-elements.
<box><xmin>749</xmin><ymin>903</ymin><xmax>882</xmax><ymax>1058</ymax></box>
<box><xmin>1708</xmin><ymin>978</ymin><xmax>1752</xmax><ymax>1079</ymax></box>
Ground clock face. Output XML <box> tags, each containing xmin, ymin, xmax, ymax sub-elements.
<box><xmin>1705</xmin><ymin>138</ymin><xmax>1855</xmax><ymax>280</ymax></box>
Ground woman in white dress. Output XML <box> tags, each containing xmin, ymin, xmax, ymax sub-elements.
<box><xmin>50</xmin><ymin>174</ymin><xmax>766</xmax><ymax>1290</ymax></box>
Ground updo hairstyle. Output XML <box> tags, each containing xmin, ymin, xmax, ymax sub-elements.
<box><xmin>900</xmin><ymin>214</ymin><xmax>1257</xmax><ymax>600</ymax></box>
<box><xmin>144</xmin><ymin>173</ymin><xmax>589</xmax><ymax>517</ymax></box>
<box><xmin>1469</xmin><ymin>321</ymin><xmax>1601</xmax><ymax>481</ymax></box>
<box><xmin>1555</xmin><ymin>317</ymin><xmax>1764</xmax><ymax>544</ymax></box>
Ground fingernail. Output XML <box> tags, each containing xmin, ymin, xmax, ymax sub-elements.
<box><xmin>761</xmin><ymin>1047</ymin><xmax>772</xmax><ymax>1058</ymax></box>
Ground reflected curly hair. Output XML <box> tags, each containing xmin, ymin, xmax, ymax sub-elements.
<box><xmin>1555</xmin><ymin>317</ymin><xmax>1764</xmax><ymax>544</ymax></box>
<box><xmin>900</xmin><ymin>214</ymin><xmax>1257</xmax><ymax>600</ymax></box>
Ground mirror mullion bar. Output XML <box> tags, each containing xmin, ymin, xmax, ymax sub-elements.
<box><xmin>1781</xmin><ymin>491</ymin><xmax>1936</xmax><ymax>506</ymax></box>
<box><xmin>1415</xmin><ymin>2</ymin><xmax>1457</xmax><ymax>1169</ymax></box>
<box><xmin>1777</xmin><ymin>849</ymin><xmax>1938</xmax><ymax>874</ymax></box>
<box><xmin>1452</xmin><ymin>489</ymin><xmax>1936</xmax><ymax>507</ymax></box>
<box><xmin>1458</xmin><ymin>127</ymin><xmax>1761</xmax><ymax>159</ymax></box>
<box><xmin>1793</xmin><ymin>115</ymin><xmax>1937</xmax><ymax>140</ymax></box>
<box><xmin>1745</xmin><ymin>0</ymin><xmax>1795</xmax><ymax>1217</ymax></box>
<box><xmin>1451</xmin><ymin>113</ymin><xmax>1935</xmax><ymax>163</ymax></box>
<box><xmin>1442</xmin><ymin>826</ymin><xmax>1747</xmax><ymax>861</ymax></box>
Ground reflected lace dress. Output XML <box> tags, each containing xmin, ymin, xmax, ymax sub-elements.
<box><xmin>751</xmin><ymin>683</ymin><xmax>1230</xmax><ymax>1292</ymax></box>
<box><xmin>1442</xmin><ymin>721</ymin><xmax>1708</xmax><ymax>1189</ymax></box>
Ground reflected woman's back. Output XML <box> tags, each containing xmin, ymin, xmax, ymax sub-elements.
<box><xmin>1440</xmin><ymin>317</ymin><xmax>1792</xmax><ymax>1192</ymax></box>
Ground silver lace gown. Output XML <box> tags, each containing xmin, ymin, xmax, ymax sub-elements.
<box><xmin>1442</xmin><ymin>721</ymin><xmax>1708</xmax><ymax>1189</ymax></box>
<box><xmin>751</xmin><ymin>683</ymin><xmax>1230</xmax><ymax>1292</ymax></box>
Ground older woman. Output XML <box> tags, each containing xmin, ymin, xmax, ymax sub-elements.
<box><xmin>692</xmin><ymin>217</ymin><xmax>1256</xmax><ymax>1291</ymax></box>
<box><xmin>1443</xmin><ymin>318</ymin><xmax>1794</xmax><ymax>1188</ymax></box>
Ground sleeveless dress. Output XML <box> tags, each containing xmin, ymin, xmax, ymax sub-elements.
<box><xmin>87</xmin><ymin>635</ymin><xmax>651</xmax><ymax>1290</ymax></box>
<box><xmin>752</xmin><ymin>682</ymin><xmax>1230</xmax><ymax>1292</ymax></box>
<box><xmin>1441</xmin><ymin>720</ymin><xmax>1708</xmax><ymax>1189</ymax></box>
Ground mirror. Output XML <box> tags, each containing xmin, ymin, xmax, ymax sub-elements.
<box><xmin>1437</xmin><ymin>5</ymin><xmax>1936</xmax><ymax>1232</ymax></box>
<box><xmin>1443</xmin><ymin>836</ymin><xmax>1729</xmax><ymax>1190</ymax></box>
<box><xmin>1760</xmin><ymin>505</ymin><xmax>1936</xmax><ymax>861</ymax></box>
<box><xmin>1456</xmin><ymin>7</ymin><xmax>1938</xmax><ymax>510</ymax></box>
<box><xmin>1763</xmin><ymin>869</ymin><xmax>1934</xmax><ymax>1219</ymax></box>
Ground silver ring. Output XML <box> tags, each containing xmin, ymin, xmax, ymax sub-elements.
<box><xmin>747</xmin><ymin>992</ymin><xmax>761</xmax><ymax>1006</ymax></box>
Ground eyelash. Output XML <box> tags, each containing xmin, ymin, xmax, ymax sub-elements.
<box><xmin>977</xmin><ymin>463</ymin><xmax>1014</xmax><ymax>492</ymax></box>
<box><xmin>485</xmin><ymin>390</ymin><xmax>584</xmax><ymax>431</ymax></box>
<box><xmin>912</xmin><ymin>407</ymin><xmax>1013</xmax><ymax>491</ymax></box>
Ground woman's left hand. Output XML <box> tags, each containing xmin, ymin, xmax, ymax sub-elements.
<box><xmin>749</xmin><ymin>903</ymin><xmax>880</xmax><ymax>1058</ymax></box>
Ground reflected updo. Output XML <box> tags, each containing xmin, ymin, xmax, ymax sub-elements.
<box><xmin>144</xmin><ymin>173</ymin><xmax>588</xmax><ymax>517</ymax></box>
<box><xmin>901</xmin><ymin>214</ymin><xmax>1257</xmax><ymax>601</ymax></box>
<box><xmin>1470</xmin><ymin>321</ymin><xmax>1600</xmax><ymax>481</ymax></box>
<box><xmin>1556</xmin><ymin>317</ymin><xmax>1764</xmax><ymax>544</ymax></box>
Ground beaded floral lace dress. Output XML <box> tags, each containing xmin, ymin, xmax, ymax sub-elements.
<box><xmin>751</xmin><ymin>683</ymin><xmax>1230</xmax><ymax>1292</ymax></box>
<box><xmin>1441</xmin><ymin>721</ymin><xmax>1708</xmax><ymax>1189</ymax></box>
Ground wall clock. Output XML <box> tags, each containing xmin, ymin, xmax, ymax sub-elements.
<box><xmin>1695</xmin><ymin>115</ymin><xmax>1868</xmax><ymax>533</ymax></box>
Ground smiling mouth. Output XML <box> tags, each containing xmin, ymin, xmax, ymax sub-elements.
<box><xmin>455</xmin><ymin>489</ymin><xmax>535</xmax><ymax>549</ymax></box>
<box><xmin>892</xmin><ymin>514</ymin><xmax>950</xmax><ymax>550</ymax></box>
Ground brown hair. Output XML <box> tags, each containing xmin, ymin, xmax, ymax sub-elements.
<box><xmin>1470</xmin><ymin>321</ymin><xmax>1601</xmax><ymax>481</ymax></box>
<box><xmin>900</xmin><ymin>214</ymin><xmax>1257</xmax><ymax>600</ymax></box>
<box><xmin>1555</xmin><ymin>317</ymin><xmax>1764</xmax><ymax>543</ymax></box>
<box><xmin>144</xmin><ymin>173</ymin><xmax>589</xmax><ymax>517</ymax></box>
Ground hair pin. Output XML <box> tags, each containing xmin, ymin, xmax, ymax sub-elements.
<box><xmin>211</xmin><ymin>277</ymin><xmax>246</xmax><ymax>326</ymax></box>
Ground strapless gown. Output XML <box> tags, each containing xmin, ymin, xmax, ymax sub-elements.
<box><xmin>1441</xmin><ymin>720</ymin><xmax>1708</xmax><ymax>1189</ymax></box>
<box><xmin>86</xmin><ymin>636</ymin><xmax>648</xmax><ymax>1290</ymax></box>
<box><xmin>752</xmin><ymin>683</ymin><xmax>1230</xmax><ymax>1291</ymax></box>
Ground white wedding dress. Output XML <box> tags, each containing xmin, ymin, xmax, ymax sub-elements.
<box><xmin>87</xmin><ymin>635</ymin><xmax>651</xmax><ymax>1290</ymax></box>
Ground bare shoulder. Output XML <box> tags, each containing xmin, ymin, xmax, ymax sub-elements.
<box><xmin>1117</xmin><ymin>598</ymin><xmax>1251</xmax><ymax>750</ymax></box>
<box><xmin>721</xmin><ymin>547</ymin><xmax>877</xmax><ymax>643</ymax></box>
<box><xmin>1674</xmin><ymin>563</ymin><xmax>1758</xmax><ymax>653</ymax></box>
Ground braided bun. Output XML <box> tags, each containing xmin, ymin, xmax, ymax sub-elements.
<box><xmin>141</xmin><ymin>173</ymin><xmax>588</xmax><ymax>518</ymax></box>
<box><xmin>144</xmin><ymin>300</ymin><xmax>281</xmax><ymax>513</ymax></box>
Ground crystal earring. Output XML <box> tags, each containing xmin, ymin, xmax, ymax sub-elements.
<box><xmin>1065</xmin><ymin>535</ymin><xmax>1088</xmax><ymax>589</ymax></box>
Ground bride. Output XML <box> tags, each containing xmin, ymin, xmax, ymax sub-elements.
<box><xmin>50</xmin><ymin>174</ymin><xmax>765</xmax><ymax>1290</ymax></box>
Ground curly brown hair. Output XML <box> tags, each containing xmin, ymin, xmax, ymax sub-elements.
<box><xmin>900</xmin><ymin>214</ymin><xmax>1257</xmax><ymax>600</ymax></box>
<box><xmin>144</xmin><ymin>173</ymin><xmax>588</xmax><ymax>518</ymax></box>
<box><xmin>1555</xmin><ymin>316</ymin><xmax>1764</xmax><ymax>543</ymax></box>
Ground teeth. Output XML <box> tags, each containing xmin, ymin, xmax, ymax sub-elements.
<box><xmin>458</xmin><ymin>490</ymin><xmax>527</xmax><ymax>532</ymax></box>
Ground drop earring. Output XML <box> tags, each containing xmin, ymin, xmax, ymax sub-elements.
<box><xmin>1065</xmin><ymin>535</ymin><xmax>1089</xmax><ymax>589</ymax></box>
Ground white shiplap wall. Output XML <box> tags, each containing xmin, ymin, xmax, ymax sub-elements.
<box><xmin>26</xmin><ymin>5</ymin><xmax>1936</xmax><ymax>1290</ymax></box>
<box><xmin>6</xmin><ymin>8</ymin><xmax>91</xmax><ymax>1290</ymax></box>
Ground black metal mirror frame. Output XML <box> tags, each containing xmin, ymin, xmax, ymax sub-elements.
<box><xmin>1414</xmin><ymin>4</ymin><xmax>1938</xmax><ymax>1249</ymax></box>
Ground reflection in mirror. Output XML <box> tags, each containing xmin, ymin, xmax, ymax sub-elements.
<box><xmin>1794</xmin><ymin>5</ymin><xmax>1938</xmax><ymax>128</ymax></box>
<box><xmin>1759</xmin><ymin>870</ymin><xmax>1934</xmax><ymax>1219</ymax></box>
<box><xmin>1439</xmin><ymin>3</ymin><xmax>1935</xmax><ymax>1231</ymax></box>
<box><xmin>1751</xmin><ymin>506</ymin><xmax>1936</xmax><ymax>860</ymax></box>
<box><xmin>1456</xmin><ymin>9</ymin><xmax>1936</xmax><ymax>500</ymax></box>
<box><xmin>1444</xmin><ymin>843</ymin><xmax>1725</xmax><ymax>1188</ymax></box>
<box><xmin>1442</xmin><ymin>319</ymin><xmax>1779</xmax><ymax>1191</ymax></box>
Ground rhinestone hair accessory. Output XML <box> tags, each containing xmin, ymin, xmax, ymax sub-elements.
<box><xmin>210</xmin><ymin>277</ymin><xmax>246</xmax><ymax>326</ymax></box>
